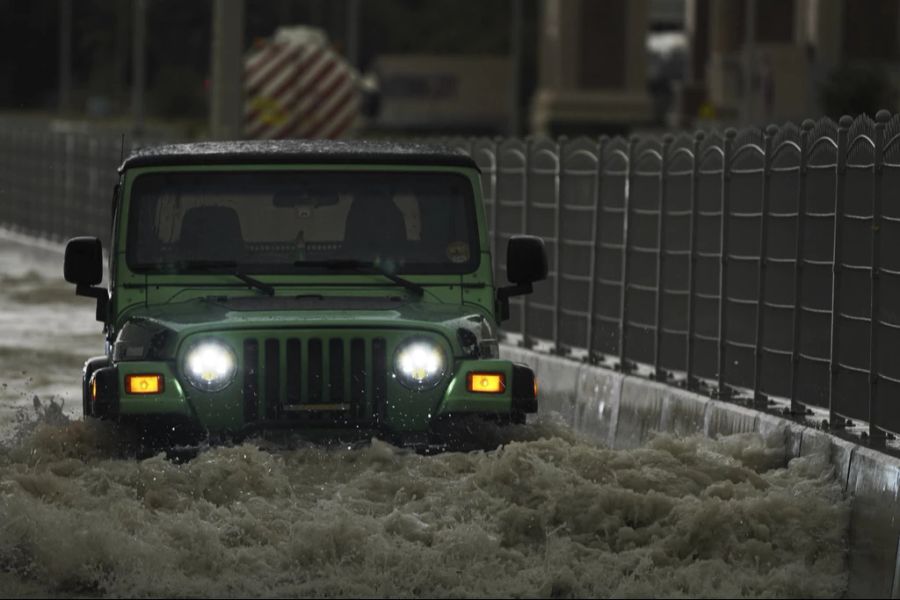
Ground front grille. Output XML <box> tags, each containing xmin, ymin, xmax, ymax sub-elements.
<box><xmin>242</xmin><ymin>335</ymin><xmax>389</xmax><ymax>425</ymax></box>
<box><xmin>243</xmin><ymin>339</ymin><xmax>259</xmax><ymax>423</ymax></box>
<box><xmin>265</xmin><ymin>338</ymin><xmax>280</xmax><ymax>420</ymax></box>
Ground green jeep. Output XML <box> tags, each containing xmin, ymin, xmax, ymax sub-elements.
<box><xmin>63</xmin><ymin>140</ymin><xmax>547</xmax><ymax>449</ymax></box>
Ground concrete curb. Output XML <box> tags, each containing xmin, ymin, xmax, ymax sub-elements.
<box><xmin>502</xmin><ymin>344</ymin><xmax>900</xmax><ymax>598</ymax></box>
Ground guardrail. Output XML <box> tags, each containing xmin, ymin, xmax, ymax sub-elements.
<box><xmin>2</xmin><ymin>112</ymin><xmax>899</xmax><ymax>444</ymax></box>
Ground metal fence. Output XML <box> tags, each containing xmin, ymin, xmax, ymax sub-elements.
<box><xmin>444</xmin><ymin>111</ymin><xmax>900</xmax><ymax>443</ymax></box>
<box><xmin>2</xmin><ymin>113</ymin><xmax>900</xmax><ymax>442</ymax></box>
<box><xmin>0</xmin><ymin>116</ymin><xmax>165</xmax><ymax>247</ymax></box>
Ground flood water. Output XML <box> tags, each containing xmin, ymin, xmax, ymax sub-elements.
<box><xmin>0</xmin><ymin>233</ymin><xmax>848</xmax><ymax>598</ymax></box>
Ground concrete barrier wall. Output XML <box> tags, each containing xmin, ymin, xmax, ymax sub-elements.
<box><xmin>502</xmin><ymin>345</ymin><xmax>900</xmax><ymax>599</ymax></box>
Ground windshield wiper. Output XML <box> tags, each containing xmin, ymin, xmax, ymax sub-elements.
<box><xmin>173</xmin><ymin>260</ymin><xmax>275</xmax><ymax>296</ymax></box>
<box><xmin>233</xmin><ymin>272</ymin><xmax>275</xmax><ymax>296</ymax></box>
<box><xmin>294</xmin><ymin>259</ymin><xmax>425</xmax><ymax>297</ymax></box>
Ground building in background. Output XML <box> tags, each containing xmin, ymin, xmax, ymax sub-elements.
<box><xmin>371</xmin><ymin>55</ymin><xmax>511</xmax><ymax>134</ymax></box>
<box><xmin>5</xmin><ymin>0</ymin><xmax>900</xmax><ymax>139</ymax></box>
<box><xmin>684</xmin><ymin>0</ymin><xmax>900</xmax><ymax>126</ymax></box>
<box><xmin>529</xmin><ymin>0</ymin><xmax>900</xmax><ymax>134</ymax></box>
<box><xmin>528</xmin><ymin>0</ymin><xmax>689</xmax><ymax>135</ymax></box>
<box><xmin>530</xmin><ymin>0</ymin><xmax>654</xmax><ymax>135</ymax></box>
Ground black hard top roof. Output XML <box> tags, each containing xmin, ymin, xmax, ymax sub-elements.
<box><xmin>119</xmin><ymin>139</ymin><xmax>479</xmax><ymax>172</ymax></box>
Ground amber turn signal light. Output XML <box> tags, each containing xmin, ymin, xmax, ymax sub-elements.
<box><xmin>467</xmin><ymin>372</ymin><xmax>505</xmax><ymax>394</ymax></box>
<box><xmin>125</xmin><ymin>374</ymin><xmax>164</xmax><ymax>395</ymax></box>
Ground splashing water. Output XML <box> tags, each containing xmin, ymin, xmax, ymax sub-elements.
<box><xmin>0</xmin><ymin>235</ymin><xmax>103</xmax><ymax>438</ymax></box>
<box><xmin>0</xmin><ymin>407</ymin><xmax>848</xmax><ymax>598</ymax></box>
<box><xmin>0</xmin><ymin>233</ymin><xmax>849</xmax><ymax>597</ymax></box>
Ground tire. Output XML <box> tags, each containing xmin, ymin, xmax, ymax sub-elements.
<box><xmin>82</xmin><ymin>374</ymin><xmax>92</xmax><ymax>418</ymax></box>
<box><xmin>82</xmin><ymin>356</ymin><xmax>110</xmax><ymax>420</ymax></box>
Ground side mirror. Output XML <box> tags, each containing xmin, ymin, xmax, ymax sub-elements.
<box><xmin>64</xmin><ymin>237</ymin><xmax>108</xmax><ymax>322</ymax></box>
<box><xmin>496</xmin><ymin>235</ymin><xmax>548</xmax><ymax>322</ymax></box>
<box><xmin>507</xmin><ymin>235</ymin><xmax>548</xmax><ymax>285</ymax></box>
<box><xmin>64</xmin><ymin>237</ymin><xmax>103</xmax><ymax>286</ymax></box>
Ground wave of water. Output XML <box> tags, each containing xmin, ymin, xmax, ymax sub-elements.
<box><xmin>0</xmin><ymin>404</ymin><xmax>848</xmax><ymax>598</ymax></box>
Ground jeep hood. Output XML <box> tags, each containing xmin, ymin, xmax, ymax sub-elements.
<box><xmin>115</xmin><ymin>295</ymin><xmax>494</xmax><ymax>356</ymax></box>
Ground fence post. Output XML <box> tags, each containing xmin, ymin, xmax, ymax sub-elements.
<box><xmin>617</xmin><ymin>136</ymin><xmax>637</xmax><ymax>373</ymax></box>
<box><xmin>752</xmin><ymin>125</ymin><xmax>777</xmax><ymax>409</ymax></box>
<box><xmin>491</xmin><ymin>137</ymin><xmax>502</xmax><ymax>289</ymax></box>
<box><xmin>86</xmin><ymin>136</ymin><xmax>101</xmax><ymax>239</ymax></box>
<box><xmin>788</xmin><ymin>120</ymin><xmax>814</xmax><ymax>415</ymax></box>
<box><xmin>553</xmin><ymin>136</ymin><xmax>567</xmax><ymax>355</ymax></box>
<box><xmin>828</xmin><ymin>116</ymin><xmax>851</xmax><ymax>430</ymax></box>
<box><xmin>685</xmin><ymin>131</ymin><xmax>703</xmax><ymax>391</ymax></box>
<box><xmin>868</xmin><ymin>110</ymin><xmax>889</xmax><ymax>444</ymax></box>
<box><xmin>519</xmin><ymin>137</ymin><xmax>533</xmax><ymax>348</ymax></box>
<box><xmin>653</xmin><ymin>134</ymin><xmax>673</xmax><ymax>381</ymax></box>
<box><xmin>586</xmin><ymin>136</ymin><xmax>607</xmax><ymax>364</ymax></box>
<box><xmin>0</xmin><ymin>126</ymin><xmax>7</xmax><ymax>228</ymax></box>
<box><xmin>716</xmin><ymin>128</ymin><xmax>736</xmax><ymax>399</ymax></box>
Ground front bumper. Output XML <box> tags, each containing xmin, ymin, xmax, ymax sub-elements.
<box><xmin>90</xmin><ymin>358</ymin><xmax>537</xmax><ymax>440</ymax></box>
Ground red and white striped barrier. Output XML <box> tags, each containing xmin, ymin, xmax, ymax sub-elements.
<box><xmin>243</xmin><ymin>27</ymin><xmax>360</xmax><ymax>140</ymax></box>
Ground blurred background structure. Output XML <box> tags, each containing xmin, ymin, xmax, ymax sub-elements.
<box><xmin>9</xmin><ymin>0</ymin><xmax>900</xmax><ymax>503</ymax></box>
<box><xmin>0</xmin><ymin>0</ymin><xmax>898</xmax><ymax>138</ymax></box>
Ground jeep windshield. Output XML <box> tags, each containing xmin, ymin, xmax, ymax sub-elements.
<box><xmin>126</xmin><ymin>170</ymin><xmax>480</xmax><ymax>275</ymax></box>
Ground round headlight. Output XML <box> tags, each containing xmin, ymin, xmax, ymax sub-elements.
<box><xmin>393</xmin><ymin>338</ymin><xmax>446</xmax><ymax>390</ymax></box>
<box><xmin>183</xmin><ymin>339</ymin><xmax>237</xmax><ymax>392</ymax></box>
